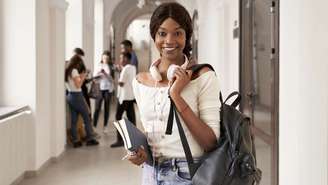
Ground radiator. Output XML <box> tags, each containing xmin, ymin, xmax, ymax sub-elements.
<box><xmin>0</xmin><ymin>107</ymin><xmax>33</xmax><ymax>185</ymax></box>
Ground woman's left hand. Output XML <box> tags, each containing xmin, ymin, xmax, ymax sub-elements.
<box><xmin>169</xmin><ymin>67</ymin><xmax>192</xmax><ymax>97</ymax></box>
<box><xmin>127</xmin><ymin>147</ymin><xmax>148</xmax><ymax>166</ymax></box>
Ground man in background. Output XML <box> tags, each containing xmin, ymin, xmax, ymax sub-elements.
<box><xmin>110</xmin><ymin>52</ymin><xmax>136</xmax><ymax>147</ymax></box>
<box><xmin>120</xmin><ymin>40</ymin><xmax>139</xmax><ymax>72</ymax></box>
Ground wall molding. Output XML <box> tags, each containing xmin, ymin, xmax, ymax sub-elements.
<box><xmin>9</xmin><ymin>173</ymin><xmax>25</xmax><ymax>185</ymax></box>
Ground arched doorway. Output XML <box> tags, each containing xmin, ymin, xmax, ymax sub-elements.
<box><xmin>125</xmin><ymin>14</ymin><xmax>152</xmax><ymax>72</ymax></box>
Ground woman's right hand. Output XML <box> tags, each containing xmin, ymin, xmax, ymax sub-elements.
<box><xmin>128</xmin><ymin>147</ymin><xmax>148</xmax><ymax>166</ymax></box>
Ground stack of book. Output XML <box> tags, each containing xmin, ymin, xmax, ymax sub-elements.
<box><xmin>113</xmin><ymin>118</ymin><xmax>153</xmax><ymax>165</ymax></box>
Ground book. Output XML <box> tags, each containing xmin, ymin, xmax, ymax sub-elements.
<box><xmin>113</xmin><ymin>118</ymin><xmax>153</xmax><ymax>165</ymax></box>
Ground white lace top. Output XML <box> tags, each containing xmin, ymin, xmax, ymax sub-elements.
<box><xmin>132</xmin><ymin>71</ymin><xmax>221</xmax><ymax>158</ymax></box>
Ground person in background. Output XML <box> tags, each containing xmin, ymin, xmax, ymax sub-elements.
<box><xmin>93</xmin><ymin>50</ymin><xmax>114</xmax><ymax>134</ymax></box>
<box><xmin>120</xmin><ymin>40</ymin><xmax>139</xmax><ymax>72</ymax></box>
<box><xmin>110</xmin><ymin>52</ymin><xmax>137</xmax><ymax>148</ymax></box>
<box><xmin>65</xmin><ymin>55</ymin><xmax>99</xmax><ymax>148</ymax></box>
<box><xmin>73</xmin><ymin>48</ymin><xmax>92</xmax><ymax>109</ymax></box>
<box><xmin>73</xmin><ymin>48</ymin><xmax>101</xmax><ymax>139</ymax></box>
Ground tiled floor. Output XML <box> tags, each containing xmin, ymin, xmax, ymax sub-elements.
<box><xmin>18</xmin><ymin>103</ymin><xmax>271</xmax><ymax>185</ymax></box>
<box><xmin>19</xmin><ymin>101</ymin><xmax>143</xmax><ymax>185</ymax></box>
<box><xmin>19</xmin><ymin>132</ymin><xmax>143</xmax><ymax>185</ymax></box>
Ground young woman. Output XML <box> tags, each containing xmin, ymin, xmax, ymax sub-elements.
<box><xmin>92</xmin><ymin>50</ymin><xmax>114</xmax><ymax>134</ymax></box>
<box><xmin>65</xmin><ymin>55</ymin><xmax>99</xmax><ymax>148</ymax></box>
<box><xmin>130</xmin><ymin>2</ymin><xmax>221</xmax><ymax>185</ymax></box>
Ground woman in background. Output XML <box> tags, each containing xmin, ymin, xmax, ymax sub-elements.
<box><xmin>65</xmin><ymin>55</ymin><xmax>99</xmax><ymax>148</ymax></box>
<box><xmin>93</xmin><ymin>50</ymin><xmax>115</xmax><ymax>134</ymax></box>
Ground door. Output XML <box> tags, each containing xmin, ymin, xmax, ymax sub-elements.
<box><xmin>240</xmin><ymin>0</ymin><xmax>279</xmax><ymax>185</ymax></box>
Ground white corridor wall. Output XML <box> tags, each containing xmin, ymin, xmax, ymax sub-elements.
<box><xmin>82</xmin><ymin>0</ymin><xmax>95</xmax><ymax>70</ymax></box>
<box><xmin>65</xmin><ymin>0</ymin><xmax>82</xmax><ymax>60</ymax></box>
<box><xmin>280</xmin><ymin>0</ymin><xmax>328</xmax><ymax>185</ymax></box>
<box><xmin>94</xmin><ymin>0</ymin><xmax>104</xmax><ymax>68</ymax></box>
<box><xmin>181</xmin><ymin>0</ymin><xmax>240</xmax><ymax>96</ymax></box>
<box><xmin>66</xmin><ymin>0</ymin><xmax>96</xmax><ymax>70</ymax></box>
<box><xmin>1</xmin><ymin>0</ymin><xmax>68</xmax><ymax>184</ymax></box>
<box><xmin>0</xmin><ymin>0</ymin><xmax>36</xmax><ymax>108</ymax></box>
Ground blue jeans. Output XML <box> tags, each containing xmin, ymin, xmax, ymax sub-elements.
<box><xmin>142</xmin><ymin>158</ymin><xmax>192</xmax><ymax>185</ymax></box>
<box><xmin>66</xmin><ymin>92</ymin><xmax>94</xmax><ymax>142</ymax></box>
<box><xmin>93</xmin><ymin>91</ymin><xmax>112</xmax><ymax>127</ymax></box>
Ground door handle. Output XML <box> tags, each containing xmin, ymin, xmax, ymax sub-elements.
<box><xmin>246</xmin><ymin>91</ymin><xmax>256</xmax><ymax>109</ymax></box>
<box><xmin>247</xmin><ymin>92</ymin><xmax>256</xmax><ymax>98</ymax></box>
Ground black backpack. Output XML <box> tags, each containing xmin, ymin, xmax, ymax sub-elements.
<box><xmin>166</xmin><ymin>64</ymin><xmax>262</xmax><ymax>185</ymax></box>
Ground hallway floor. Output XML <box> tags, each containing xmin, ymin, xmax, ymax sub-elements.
<box><xmin>17</xmin><ymin>103</ymin><xmax>271</xmax><ymax>185</ymax></box>
<box><xmin>18</xmin><ymin>132</ymin><xmax>142</xmax><ymax>185</ymax></box>
<box><xmin>18</xmin><ymin>102</ymin><xmax>143</xmax><ymax>185</ymax></box>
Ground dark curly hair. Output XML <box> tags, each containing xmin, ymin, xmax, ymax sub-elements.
<box><xmin>121</xmin><ymin>52</ymin><xmax>132</xmax><ymax>61</ymax></box>
<box><xmin>150</xmin><ymin>2</ymin><xmax>193</xmax><ymax>58</ymax></box>
<box><xmin>65</xmin><ymin>54</ymin><xmax>86</xmax><ymax>82</ymax></box>
<box><xmin>73</xmin><ymin>47</ymin><xmax>85</xmax><ymax>56</ymax></box>
<box><xmin>102</xmin><ymin>50</ymin><xmax>111</xmax><ymax>56</ymax></box>
<box><xmin>121</xmin><ymin>40</ymin><xmax>133</xmax><ymax>48</ymax></box>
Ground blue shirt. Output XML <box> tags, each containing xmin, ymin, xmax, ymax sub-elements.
<box><xmin>130</xmin><ymin>51</ymin><xmax>138</xmax><ymax>69</ymax></box>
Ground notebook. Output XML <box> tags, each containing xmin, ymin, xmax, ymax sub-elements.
<box><xmin>113</xmin><ymin>118</ymin><xmax>153</xmax><ymax>165</ymax></box>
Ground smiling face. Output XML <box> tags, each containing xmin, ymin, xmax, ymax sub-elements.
<box><xmin>155</xmin><ymin>18</ymin><xmax>186</xmax><ymax>61</ymax></box>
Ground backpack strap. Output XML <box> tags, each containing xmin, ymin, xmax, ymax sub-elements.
<box><xmin>172</xmin><ymin>101</ymin><xmax>197</xmax><ymax>176</ymax></box>
<box><xmin>219</xmin><ymin>92</ymin><xmax>224</xmax><ymax>104</ymax></box>
<box><xmin>165</xmin><ymin>63</ymin><xmax>216</xmax><ymax>177</ymax></box>
<box><xmin>165</xmin><ymin>99</ymin><xmax>174</xmax><ymax>135</ymax></box>
<box><xmin>224</xmin><ymin>91</ymin><xmax>241</xmax><ymax>108</ymax></box>
<box><xmin>165</xmin><ymin>63</ymin><xmax>215</xmax><ymax>135</ymax></box>
<box><xmin>187</xmin><ymin>67</ymin><xmax>240</xmax><ymax>108</ymax></box>
<box><xmin>165</xmin><ymin>97</ymin><xmax>198</xmax><ymax>176</ymax></box>
<box><xmin>187</xmin><ymin>63</ymin><xmax>215</xmax><ymax>74</ymax></box>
